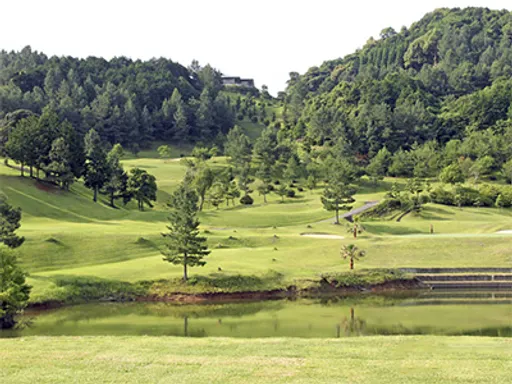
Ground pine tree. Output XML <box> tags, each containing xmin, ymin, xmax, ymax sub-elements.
<box><xmin>104</xmin><ymin>144</ymin><xmax>127</xmax><ymax>208</ymax></box>
<box><xmin>321</xmin><ymin>181</ymin><xmax>357</xmax><ymax>225</ymax></box>
<box><xmin>173</xmin><ymin>101</ymin><xmax>189</xmax><ymax>141</ymax></box>
<box><xmin>0</xmin><ymin>195</ymin><xmax>25</xmax><ymax>249</ymax></box>
<box><xmin>162</xmin><ymin>185</ymin><xmax>210</xmax><ymax>281</ymax></box>
<box><xmin>45</xmin><ymin>137</ymin><xmax>74</xmax><ymax>189</ymax></box>
<box><xmin>84</xmin><ymin>129</ymin><xmax>108</xmax><ymax>202</ymax></box>
<box><xmin>0</xmin><ymin>195</ymin><xmax>30</xmax><ymax>329</ymax></box>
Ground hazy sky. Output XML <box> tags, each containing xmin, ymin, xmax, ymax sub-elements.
<box><xmin>2</xmin><ymin>1</ymin><xmax>511</xmax><ymax>93</ymax></box>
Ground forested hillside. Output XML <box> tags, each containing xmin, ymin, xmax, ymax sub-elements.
<box><xmin>0</xmin><ymin>51</ymin><xmax>250</xmax><ymax>150</ymax></box>
<box><xmin>283</xmin><ymin>7</ymin><xmax>512</xmax><ymax>163</ymax></box>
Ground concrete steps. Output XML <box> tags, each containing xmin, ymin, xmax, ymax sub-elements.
<box><xmin>405</xmin><ymin>268</ymin><xmax>512</xmax><ymax>291</ymax></box>
<box><xmin>424</xmin><ymin>282</ymin><xmax>512</xmax><ymax>290</ymax></box>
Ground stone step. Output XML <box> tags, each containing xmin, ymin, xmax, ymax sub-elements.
<box><xmin>401</xmin><ymin>268</ymin><xmax>512</xmax><ymax>274</ymax></box>
<box><xmin>427</xmin><ymin>282</ymin><xmax>512</xmax><ymax>290</ymax></box>
<box><xmin>418</xmin><ymin>291</ymin><xmax>512</xmax><ymax>299</ymax></box>
<box><xmin>416</xmin><ymin>275</ymin><xmax>512</xmax><ymax>282</ymax></box>
<box><xmin>400</xmin><ymin>299</ymin><xmax>512</xmax><ymax>306</ymax></box>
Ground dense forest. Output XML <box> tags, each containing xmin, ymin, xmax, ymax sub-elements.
<box><xmin>0</xmin><ymin>51</ymin><xmax>243</xmax><ymax>150</ymax></box>
<box><xmin>282</xmin><ymin>7</ymin><xmax>512</xmax><ymax>171</ymax></box>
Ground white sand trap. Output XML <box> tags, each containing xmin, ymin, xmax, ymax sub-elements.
<box><xmin>301</xmin><ymin>233</ymin><xmax>344</xmax><ymax>240</ymax></box>
<box><xmin>496</xmin><ymin>230</ymin><xmax>512</xmax><ymax>234</ymax></box>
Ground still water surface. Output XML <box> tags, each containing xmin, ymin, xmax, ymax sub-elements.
<box><xmin>3</xmin><ymin>292</ymin><xmax>511</xmax><ymax>338</ymax></box>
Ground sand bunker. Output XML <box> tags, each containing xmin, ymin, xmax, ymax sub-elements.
<box><xmin>496</xmin><ymin>230</ymin><xmax>512</xmax><ymax>234</ymax></box>
<box><xmin>301</xmin><ymin>233</ymin><xmax>344</xmax><ymax>240</ymax></box>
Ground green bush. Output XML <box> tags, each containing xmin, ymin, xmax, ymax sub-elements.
<box><xmin>50</xmin><ymin>276</ymin><xmax>146</xmax><ymax>303</ymax></box>
<box><xmin>286</xmin><ymin>189</ymin><xmax>296</xmax><ymax>198</ymax></box>
<box><xmin>429</xmin><ymin>184</ymin><xmax>512</xmax><ymax>207</ymax></box>
<box><xmin>239</xmin><ymin>194</ymin><xmax>254</xmax><ymax>205</ymax></box>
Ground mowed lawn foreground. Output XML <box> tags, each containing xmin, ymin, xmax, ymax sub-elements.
<box><xmin>0</xmin><ymin>336</ymin><xmax>510</xmax><ymax>384</ymax></box>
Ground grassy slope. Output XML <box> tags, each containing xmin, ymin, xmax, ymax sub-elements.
<box><xmin>1</xmin><ymin>336</ymin><xmax>510</xmax><ymax>384</ymax></box>
<box><xmin>1</xmin><ymin>155</ymin><xmax>512</xmax><ymax>302</ymax></box>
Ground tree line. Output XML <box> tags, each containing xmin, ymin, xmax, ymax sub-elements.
<box><xmin>0</xmin><ymin>50</ymin><xmax>237</xmax><ymax>150</ymax></box>
<box><xmin>2</xmin><ymin>106</ymin><xmax>157</xmax><ymax>209</ymax></box>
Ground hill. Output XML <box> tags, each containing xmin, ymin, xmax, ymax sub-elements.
<box><xmin>283</xmin><ymin>7</ymin><xmax>512</xmax><ymax>156</ymax></box>
<box><xmin>0</xmin><ymin>49</ymin><xmax>278</xmax><ymax>152</ymax></box>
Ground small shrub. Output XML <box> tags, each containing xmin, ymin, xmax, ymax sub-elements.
<box><xmin>240</xmin><ymin>194</ymin><xmax>254</xmax><ymax>205</ymax></box>
<box><xmin>286</xmin><ymin>189</ymin><xmax>296</xmax><ymax>198</ymax></box>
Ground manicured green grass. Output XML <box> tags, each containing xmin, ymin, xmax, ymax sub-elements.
<box><xmin>1</xmin><ymin>157</ymin><xmax>512</xmax><ymax>304</ymax></box>
<box><xmin>0</xmin><ymin>336</ymin><xmax>510</xmax><ymax>383</ymax></box>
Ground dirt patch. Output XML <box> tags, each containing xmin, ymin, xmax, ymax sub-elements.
<box><xmin>138</xmin><ymin>289</ymin><xmax>291</xmax><ymax>304</ymax></box>
<box><xmin>35</xmin><ymin>181</ymin><xmax>60</xmax><ymax>193</ymax></box>
<box><xmin>301</xmin><ymin>233</ymin><xmax>344</xmax><ymax>240</ymax></box>
<box><xmin>496</xmin><ymin>230</ymin><xmax>512</xmax><ymax>234</ymax></box>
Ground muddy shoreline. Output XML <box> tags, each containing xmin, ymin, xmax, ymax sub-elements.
<box><xmin>27</xmin><ymin>278</ymin><xmax>425</xmax><ymax>309</ymax></box>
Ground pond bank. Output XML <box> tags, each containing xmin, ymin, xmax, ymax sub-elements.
<box><xmin>27</xmin><ymin>270</ymin><xmax>425</xmax><ymax>309</ymax></box>
<box><xmin>137</xmin><ymin>278</ymin><xmax>424</xmax><ymax>303</ymax></box>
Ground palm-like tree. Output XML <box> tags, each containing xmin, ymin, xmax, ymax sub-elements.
<box><xmin>341</xmin><ymin>244</ymin><xmax>366</xmax><ymax>270</ymax></box>
<box><xmin>347</xmin><ymin>218</ymin><xmax>365</xmax><ymax>239</ymax></box>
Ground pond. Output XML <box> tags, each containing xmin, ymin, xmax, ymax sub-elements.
<box><xmin>2</xmin><ymin>292</ymin><xmax>511</xmax><ymax>338</ymax></box>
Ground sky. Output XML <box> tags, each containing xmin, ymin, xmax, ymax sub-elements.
<box><xmin>1</xmin><ymin>1</ymin><xmax>511</xmax><ymax>94</ymax></box>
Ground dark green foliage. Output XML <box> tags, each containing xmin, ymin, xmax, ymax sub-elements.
<box><xmin>284</xmin><ymin>8</ymin><xmax>512</xmax><ymax>158</ymax></box>
<box><xmin>0</xmin><ymin>196</ymin><xmax>30</xmax><ymax>329</ymax></box>
<box><xmin>103</xmin><ymin>144</ymin><xmax>128</xmax><ymax>208</ymax></box>
<box><xmin>239</xmin><ymin>194</ymin><xmax>254</xmax><ymax>205</ymax></box>
<box><xmin>430</xmin><ymin>184</ymin><xmax>512</xmax><ymax>208</ymax></box>
<box><xmin>0</xmin><ymin>250</ymin><xmax>31</xmax><ymax>329</ymax></box>
<box><xmin>0</xmin><ymin>195</ymin><xmax>24</xmax><ymax>249</ymax></box>
<box><xmin>321</xmin><ymin>182</ymin><xmax>356</xmax><ymax>225</ymax></box>
<box><xmin>0</xmin><ymin>48</ymin><xmax>233</xmax><ymax>147</ymax></box>
<box><xmin>126</xmin><ymin>168</ymin><xmax>157</xmax><ymax>211</ymax></box>
<box><xmin>44</xmin><ymin>137</ymin><xmax>74</xmax><ymax>189</ymax></box>
<box><xmin>162</xmin><ymin>185</ymin><xmax>210</xmax><ymax>281</ymax></box>
<box><xmin>83</xmin><ymin>129</ymin><xmax>109</xmax><ymax>202</ymax></box>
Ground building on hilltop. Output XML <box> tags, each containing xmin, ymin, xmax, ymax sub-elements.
<box><xmin>222</xmin><ymin>76</ymin><xmax>255</xmax><ymax>88</ymax></box>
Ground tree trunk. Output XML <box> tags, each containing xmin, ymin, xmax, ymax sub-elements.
<box><xmin>183</xmin><ymin>254</ymin><xmax>188</xmax><ymax>281</ymax></box>
<box><xmin>335</xmin><ymin>207</ymin><xmax>340</xmax><ymax>225</ymax></box>
<box><xmin>353</xmin><ymin>225</ymin><xmax>357</xmax><ymax>239</ymax></box>
<box><xmin>110</xmin><ymin>192</ymin><xmax>116</xmax><ymax>208</ymax></box>
<box><xmin>350</xmin><ymin>258</ymin><xmax>354</xmax><ymax>270</ymax></box>
<box><xmin>29</xmin><ymin>166</ymin><xmax>33</xmax><ymax>178</ymax></box>
<box><xmin>20</xmin><ymin>163</ymin><xmax>24</xmax><ymax>177</ymax></box>
<box><xmin>37</xmin><ymin>168</ymin><xmax>40</xmax><ymax>179</ymax></box>
<box><xmin>199</xmin><ymin>195</ymin><xmax>205</xmax><ymax>211</ymax></box>
<box><xmin>4</xmin><ymin>158</ymin><xmax>8</xmax><ymax>166</ymax></box>
<box><xmin>93</xmin><ymin>186</ymin><xmax>98</xmax><ymax>202</ymax></box>
<box><xmin>263</xmin><ymin>194</ymin><xmax>267</xmax><ymax>203</ymax></box>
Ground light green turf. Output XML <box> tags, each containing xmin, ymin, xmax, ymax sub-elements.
<box><xmin>1</xmin><ymin>157</ymin><xmax>512</xmax><ymax>301</ymax></box>
<box><xmin>0</xmin><ymin>336</ymin><xmax>510</xmax><ymax>383</ymax></box>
